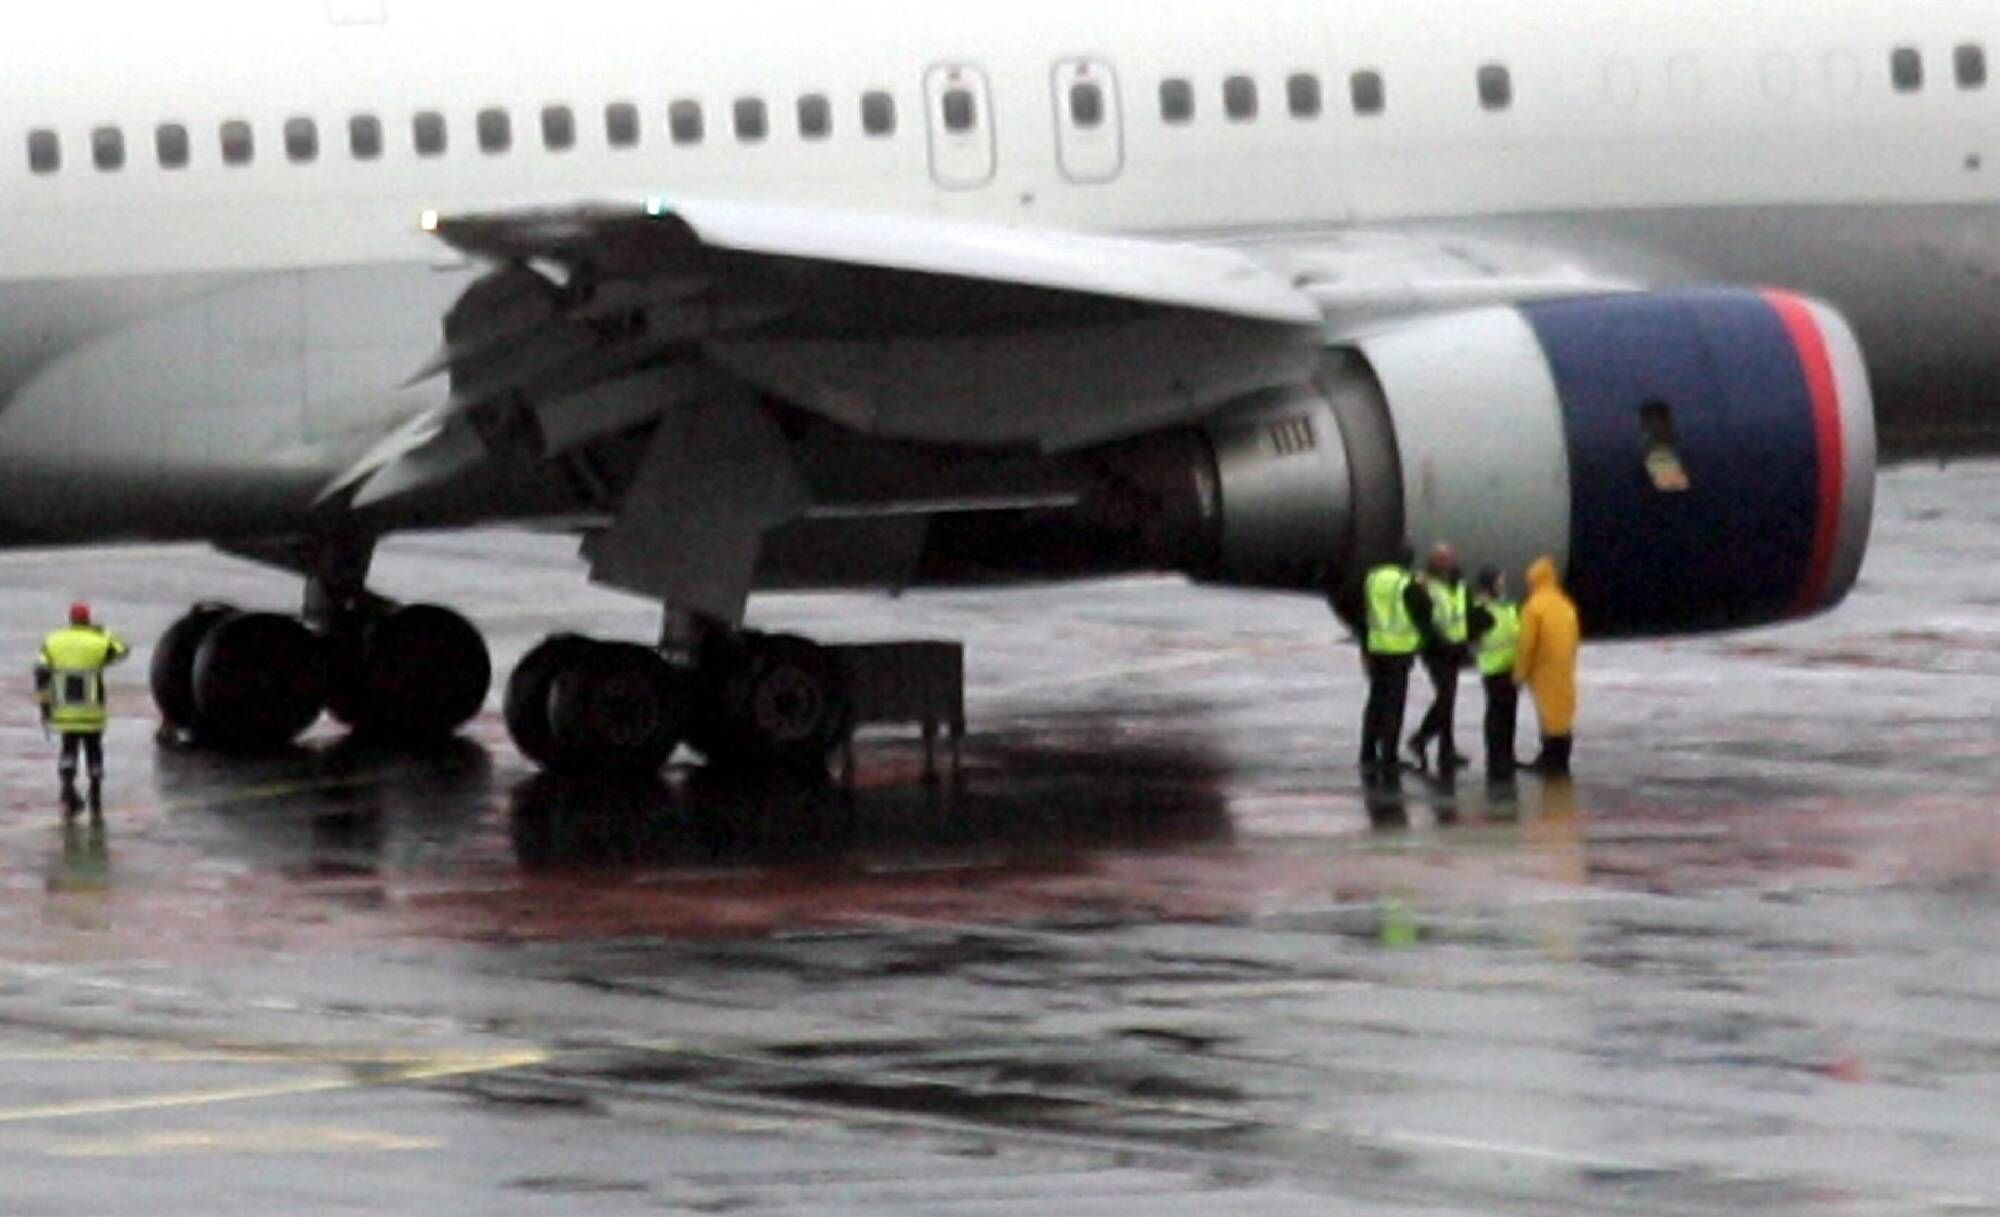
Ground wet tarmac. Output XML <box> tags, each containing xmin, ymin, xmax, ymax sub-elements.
<box><xmin>1</xmin><ymin>464</ymin><xmax>1999</xmax><ymax>1215</ymax></box>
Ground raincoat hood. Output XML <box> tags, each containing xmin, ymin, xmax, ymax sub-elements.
<box><xmin>1527</xmin><ymin>557</ymin><xmax>1562</xmax><ymax>593</ymax></box>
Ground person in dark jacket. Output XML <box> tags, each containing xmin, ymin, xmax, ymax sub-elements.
<box><xmin>1407</xmin><ymin>543</ymin><xmax>1469</xmax><ymax>772</ymax></box>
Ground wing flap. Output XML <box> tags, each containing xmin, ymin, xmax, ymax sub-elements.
<box><xmin>433</xmin><ymin>199</ymin><xmax>1324</xmax><ymax>328</ymax></box>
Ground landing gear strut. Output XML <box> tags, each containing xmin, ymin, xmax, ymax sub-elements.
<box><xmin>505</xmin><ymin>630</ymin><xmax>852</xmax><ymax>776</ymax></box>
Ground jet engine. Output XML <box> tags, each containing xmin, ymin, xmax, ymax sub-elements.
<box><xmin>1087</xmin><ymin>288</ymin><xmax>1878</xmax><ymax>638</ymax></box>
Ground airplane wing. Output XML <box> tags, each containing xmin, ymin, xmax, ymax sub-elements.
<box><xmin>330</xmin><ymin>200</ymin><xmax>1634</xmax><ymax>509</ymax></box>
<box><xmin>1258</xmin><ymin>226</ymin><xmax>1644</xmax><ymax>337</ymax></box>
<box><xmin>324</xmin><ymin>198</ymin><xmax>1348</xmax><ymax>507</ymax></box>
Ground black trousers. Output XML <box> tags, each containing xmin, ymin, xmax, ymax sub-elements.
<box><xmin>58</xmin><ymin>733</ymin><xmax>104</xmax><ymax>783</ymax></box>
<box><xmin>1482</xmin><ymin>675</ymin><xmax>1519</xmax><ymax>778</ymax></box>
<box><xmin>1412</xmin><ymin>648</ymin><xmax>1464</xmax><ymax>756</ymax></box>
<box><xmin>1361</xmin><ymin>652</ymin><xmax>1414</xmax><ymax>768</ymax></box>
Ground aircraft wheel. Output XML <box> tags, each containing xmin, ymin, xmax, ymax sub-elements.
<box><xmin>547</xmin><ymin>644</ymin><xmax>688</xmax><ymax>775</ymax></box>
<box><xmin>337</xmin><ymin>604</ymin><xmax>492</xmax><ymax>742</ymax></box>
<box><xmin>190</xmin><ymin>612</ymin><xmax>327</xmax><ymax>752</ymax></box>
<box><xmin>504</xmin><ymin>634</ymin><xmax>598</xmax><ymax>767</ymax></box>
<box><xmin>150</xmin><ymin>602</ymin><xmax>237</xmax><ymax>731</ymax></box>
<box><xmin>700</xmin><ymin>634</ymin><xmax>852</xmax><ymax>774</ymax></box>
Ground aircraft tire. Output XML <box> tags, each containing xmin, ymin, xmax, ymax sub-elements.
<box><xmin>190</xmin><ymin>611</ymin><xmax>327</xmax><ymax>752</ymax></box>
<box><xmin>337</xmin><ymin>604</ymin><xmax>492</xmax><ymax>742</ymax></box>
<box><xmin>504</xmin><ymin>634</ymin><xmax>598</xmax><ymax>767</ymax></box>
<box><xmin>546</xmin><ymin>643</ymin><xmax>686</xmax><ymax>775</ymax></box>
<box><xmin>700</xmin><ymin>634</ymin><xmax>852</xmax><ymax>775</ymax></box>
<box><xmin>150</xmin><ymin>602</ymin><xmax>237</xmax><ymax>731</ymax></box>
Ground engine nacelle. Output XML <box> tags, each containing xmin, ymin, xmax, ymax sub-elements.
<box><xmin>1188</xmin><ymin>289</ymin><xmax>1877</xmax><ymax>637</ymax></box>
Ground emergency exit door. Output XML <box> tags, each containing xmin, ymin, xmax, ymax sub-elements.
<box><xmin>1053</xmin><ymin>58</ymin><xmax>1124</xmax><ymax>184</ymax></box>
<box><xmin>925</xmin><ymin>64</ymin><xmax>997</xmax><ymax>190</ymax></box>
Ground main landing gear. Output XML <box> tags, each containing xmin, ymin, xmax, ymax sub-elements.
<box><xmin>504</xmin><ymin>630</ymin><xmax>854</xmax><ymax>776</ymax></box>
<box><xmin>151</xmin><ymin>599</ymin><xmax>493</xmax><ymax>752</ymax></box>
<box><xmin>146</xmin><ymin>540</ymin><xmax>848</xmax><ymax>775</ymax></box>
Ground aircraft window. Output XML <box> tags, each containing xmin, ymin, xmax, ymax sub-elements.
<box><xmin>1288</xmin><ymin>72</ymin><xmax>1323</xmax><ymax>118</ymax></box>
<box><xmin>413</xmin><ymin>111</ymin><xmax>448</xmax><ymax>157</ymax></box>
<box><xmin>542</xmin><ymin>105</ymin><xmax>576</xmax><ymax>151</ymax></box>
<box><xmin>670</xmin><ymin>99</ymin><xmax>705</xmax><ymax>145</ymax></box>
<box><xmin>1070</xmin><ymin>80</ymin><xmax>1106</xmax><ymax>129</ymax></box>
<box><xmin>349</xmin><ymin>114</ymin><xmax>383</xmax><ymax>160</ymax></box>
<box><xmin>942</xmin><ymin>87</ymin><xmax>978</xmax><ymax>133</ymax></box>
<box><xmin>1891</xmin><ymin>46</ymin><xmax>1925</xmax><ymax>92</ymax></box>
<box><xmin>1160</xmin><ymin>77</ymin><xmax>1196</xmax><ymax>124</ymax></box>
<box><xmin>477</xmin><ymin>108</ymin><xmax>512</xmax><ymax>154</ymax></box>
<box><xmin>156</xmin><ymin>123</ymin><xmax>190</xmax><ymax>169</ymax></box>
<box><xmin>798</xmin><ymin>93</ymin><xmax>833</xmax><ymax>139</ymax></box>
<box><xmin>1479</xmin><ymin>63</ymin><xmax>1513</xmax><ymax>111</ymax></box>
<box><xmin>734</xmin><ymin>97</ymin><xmax>769</xmax><ymax>143</ymax></box>
<box><xmin>1957</xmin><ymin>44</ymin><xmax>1987</xmax><ymax>89</ymax></box>
<box><xmin>605</xmin><ymin>102</ymin><xmax>640</xmax><ymax>148</ymax></box>
<box><xmin>285</xmin><ymin>117</ymin><xmax>319</xmax><ymax>164</ymax></box>
<box><xmin>92</xmin><ymin>126</ymin><xmax>125</xmax><ymax>172</ymax></box>
<box><xmin>27</xmin><ymin>129</ymin><xmax>60</xmax><ymax>175</ymax></box>
<box><xmin>861</xmin><ymin>90</ymin><xmax>897</xmax><ymax>137</ymax></box>
<box><xmin>1350</xmin><ymin>69</ymin><xmax>1386</xmax><ymax>115</ymax></box>
<box><xmin>220</xmin><ymin>120</ymin><xmax>255</xmax><ymax>166</ymax></box>
<box><xmin>1224</xmin><ymin>74</ymin><xmax>1259</xmax><ymax>121</ymax></box>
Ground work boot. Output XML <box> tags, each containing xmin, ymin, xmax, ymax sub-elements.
<box><xmin>1545</xmin><ymin>736</ymin><xmax>1573</xmax><ymax>775</ymax></box>
<box><xmin>1404</xmin><ymin>736</ymin><xmax>1430</xmax><ymax>772</ymax></box>
<box><xmin>1437</xmin><ymin>747</ymin><xmax>1468</xmax><ymax>773</ymax></box>
<box><xmin>1527</xmin><ymin>737</ymin><xmax>1573</xmax><ymax>775</ymax></box>
<box><xmin>59</xmin><ymin>780</ymin><xmax>83</xmax><ymax>817</ymax></box>
<box><xmin>87</xmin><ymin>778</ymin><xmax>103</xmax><ymax>815</ymax></box>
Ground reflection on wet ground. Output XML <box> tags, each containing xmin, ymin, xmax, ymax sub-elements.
<box><xmin>509</xmin><ymin>738</ymin><xmax>1234</xmax><ymax>875</ymax></box>
<box><xmin>2</xmin><ymin>466</ymin><xmax>2000</xmax><ymax>1213</ymax></box>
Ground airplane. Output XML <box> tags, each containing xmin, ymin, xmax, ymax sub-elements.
<box><xmin>9</xmin><ymin>0</ymin><xmax>1964</xmax><ymax>774</ymax></box>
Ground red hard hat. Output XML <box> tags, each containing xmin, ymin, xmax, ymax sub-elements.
<box><xmin>69</xmin><ymin>602</ymin><xmax>91</xmax><ymax>626</ymax></box>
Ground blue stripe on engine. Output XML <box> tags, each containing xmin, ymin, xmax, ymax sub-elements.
<box><xmin>1521</xmin><ymin>291</ymin><xmax>1821</xmax><ymax>637</ymax></box>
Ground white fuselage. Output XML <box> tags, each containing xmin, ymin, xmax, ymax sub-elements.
<box><xmin>0</xmin><ymin>0</ymin><xmax>1996</xmax><ymax>541</ymax></box>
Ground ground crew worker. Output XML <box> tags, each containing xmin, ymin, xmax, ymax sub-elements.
<box><xmin>37</xmin><ymin>603</ymin><xmax>129</xmax><ymax>815</ymax></box>
<box><xmin>1514</xmin><ymin>557</ymin><xmax>1580</xmax><ymax>775</ymax></box>
<box><xmin>1358</xmin><ymin>543</ymin><xmax>1432</xmax><ymax>777</ymax></box>
<box><xmin>1407</xmin><ymin>543</ymin><xmax>1469</xmax><ymax>772</ymax></box>
<box><xmin>1468</xmin><ymin>568</ymin><xmax>1521</xmax><ymax>782</ymax></box>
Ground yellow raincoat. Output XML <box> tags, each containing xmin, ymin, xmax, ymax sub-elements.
<box><xmin>1513</xmin><ymin>557</ymin><xmax>1580</xmax><ymax>736</ymax></box>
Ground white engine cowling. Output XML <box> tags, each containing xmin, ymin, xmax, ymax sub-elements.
<box><xmin>1192</xmin><ymin>288</ymin><xmax>1877</xmax><ymax>637</ymax></box>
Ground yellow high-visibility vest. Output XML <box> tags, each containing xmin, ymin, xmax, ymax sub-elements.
<box><xmin>1428</xmin><ymin>579</ymin><xmax>1470</xmax><ymax>646</ymax></box>
<box><xmin>1476</xmin><ymin>597</ymin><xmax>1521</xmax><ymax>677</ymax></box>
<box><xmin>38</xmin><ymin>626</ymin><xmax>128</xmax><ymax>734</ymax></box>
<box><xmin>1365</xmin><ymin>566</ymin><xmax>1420</xmax><ymax>656</ymax></box>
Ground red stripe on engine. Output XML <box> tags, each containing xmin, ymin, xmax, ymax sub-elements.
<box><xmin>1764</xmin><ymin>291</ymin><xmax>1845</xmax><ymax>614</ymax></box>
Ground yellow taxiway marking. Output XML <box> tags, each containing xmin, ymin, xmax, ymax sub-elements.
<box><xmin>47</xmin><ymin>1125</ymin><xmax>442</xmax><ymax>1157</ymax></box>
<box><xmin>0</xmin><ymin>1050</ymin><xmax>546</xmax><ymax>1127</ymax></box>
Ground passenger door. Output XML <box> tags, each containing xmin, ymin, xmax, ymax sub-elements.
<box><xmin>1053</xmin><ymin>58</ymin><xmax>1124</xmax><ymax>184</ymax></box>
<box><xmin>924</xmin><ymin>64</ymin><xmax>997</xmax><ymax>190</ymax></box>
